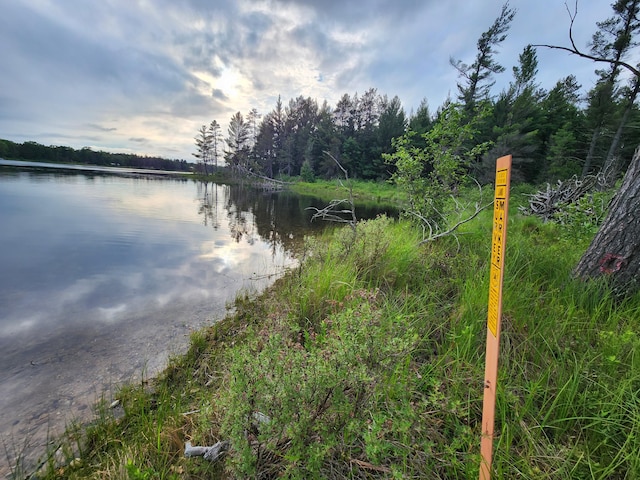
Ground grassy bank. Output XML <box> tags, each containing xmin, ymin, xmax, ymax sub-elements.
<box><xmin>289</xmin><ymin>179</ymin><xmax>403</xmax><ymax>206</ymax></box>
<box><xmin>188</xmin><ymin>174</ymin><xmax>402</xmax><ymax>207</ymax></box>
<box><xmin>27</xmin><ymin>190</ymin><xmax>640</xmax><ymax>479</ymax></box>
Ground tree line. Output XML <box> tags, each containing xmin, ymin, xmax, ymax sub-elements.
<box><xmin>194</xmin><ymin>90</ymin><xmax>407</xmax><ymax>181</ymax></box>
<box><xmin>196</xmin><ymin>1</ymin><xmax>640</xmax><ymax>188</ymax></box>
<box><xmin>0</xmin><ymin>138</ymin><xmax>191</xmax><ymax>172</ymax></box>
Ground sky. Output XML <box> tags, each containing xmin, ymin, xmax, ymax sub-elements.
<box><xmin>0</xmin><ymin>0</ymin><xmax>616</xmax><ymax>161</ymax></box>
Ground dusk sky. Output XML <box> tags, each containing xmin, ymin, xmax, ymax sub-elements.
<box><xmin>0</xmin><ymin>1</ymin><xmax>617</xmax><ymax>161</ymax></box>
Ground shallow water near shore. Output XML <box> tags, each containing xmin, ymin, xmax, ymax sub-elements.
<box><xmin>0</xmin><ymin>165</ymin><xmax>398</xmax><ymax>476</ymax></box>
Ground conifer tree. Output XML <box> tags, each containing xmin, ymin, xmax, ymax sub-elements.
<box><xmin>193</xmin><ymin>124</ymin><xmax>212</xmax><ymax>175</ymax></box>
<box><xmin>450</xmin><ymin>3</ymin><xmax>516</xmax><ymax>114</ymax></box>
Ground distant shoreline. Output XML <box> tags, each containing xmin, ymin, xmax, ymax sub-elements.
<box><xmin>0</xmin><ymin>158</ymin><xmax>192</xmax><ymax>177</ymax></box>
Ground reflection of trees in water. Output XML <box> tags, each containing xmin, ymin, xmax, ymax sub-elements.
<box><xmin>196</xmin><ymin>181</ymin><xmax>223</xmax><ymax>230</ymax></box>
<box><xmin>195</xmin><ymin>181</ymin><xmax>396</xmax><ymax>255</ymax></box>
<box><xmin>225</xmin><ymin>185</ymin><xmax>331</xmax><ymax>255</ymax></box>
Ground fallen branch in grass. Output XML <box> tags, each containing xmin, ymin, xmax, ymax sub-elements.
<box><xmin>350</xmin><ymin>458</ymin><xmax>392</xmax><ymax>473</ymax></box>
<box><xmin>417</xmin><ymin>198</ymin><xmax>494</xmax><ymax>244</ymax></box>
<box><xmin>518</xmin><ymin>174</ymin><xmax>603</xmax><ymax>220</ymax></box>
<box><xmin>184</xmin><ymin>412</ymin><xmax>269</xmax><ymax>463</ymax></box>
<box><xmin>184</xmin><ymin>440</ymin><xmax>229</xmax><ymax>462</ymax></box>
<box><xmin>413</xmin><ymin>178</ymin><xmax>492</xmax><ymax>244</ymax></box>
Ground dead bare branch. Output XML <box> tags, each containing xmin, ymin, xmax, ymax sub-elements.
<box><xmin>519</xmin><ymin>173</ymin><xmax>605</xmax><ymax>220</ymax></box>
<box><xmin>418</xmin><ymin>200</ymin><xmax>494</xmax><ymax>244</ymax></box>
<box><xmin>306</xmin><ymin>152</ymin><xmax>357</xmax><ymax>231</ymax></box>
<box><xmin>532</xmin><ymin>1</ymin><xmax>640</xmax><ymax>78</ymax></box>
<box><xmin>235</xmin><ymin>165</ymin><xmax>291</xmax><ymax>187</ymax></box>
<box><xmin>412</xmin><ymin>178</ymin><xmax>492</xmax><ymax>244</ymax></box>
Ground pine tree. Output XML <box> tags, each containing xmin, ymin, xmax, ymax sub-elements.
<box><xmin>208</xmin><ymin>120</ymin><xmax>222</xmax><ymax>169</ymax></box>
<box><xmin>450</xmin><ymin>2</ymin><xmax>516</xmax><ymax>114</ymax></box>
<box><xmin>193</xmin><ymin>124</ymin><xmax>212</xmax><ymax>175</ymax></box>
<box><xmin>582</xmin><ymin>0</ymin><xmax>640</xmax><ymax>176</ymax></box>
<box><xmin>225</xmin><ymin>112</ymin><xmax>250</xmax><ymax>171</ymax></box>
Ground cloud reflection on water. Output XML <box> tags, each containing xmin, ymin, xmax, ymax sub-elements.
<box><xmin>0</xmin><ymin>173</ymin><xmax>302</xmax><ymax>475</ymax></box>
<box><xmin>0</xmin><ymin>176</ymin><xmax>295</xmax><ymax>336</ymax></box>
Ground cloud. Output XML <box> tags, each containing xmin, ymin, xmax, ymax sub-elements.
<box><xmin>0</xmin><ymin>0</ymin><xmax>619</xmax><ymax>160</ymax></box>
<box><xmin>212</xmin><ymin>89</ymin><xmax>229</xmax><ymax>101</ymax></box>
<box><xmin>87</xmin><ymin>124</ymin><xmax>117</xmax><ymax>132</ymax></box>
<box><xmin>274</xmin><ymin>0</ymin><xmax>425</xmax><ymax>25</ymax></box>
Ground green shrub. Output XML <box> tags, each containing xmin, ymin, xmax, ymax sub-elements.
<box><xmin>300</xmin><ymin>160</ymin><xmax>316</xmax><ymax>183</ymax></box>
<box><xmin>552</xmin><ymin>190</ymin><xmax>614</xmax><ymax>238</ymax></box>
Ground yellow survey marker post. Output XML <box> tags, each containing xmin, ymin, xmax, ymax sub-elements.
<box><xmin>480</xmin><ymin>155</ymin><xmax>512</xmax><ymax>480</ymax></box>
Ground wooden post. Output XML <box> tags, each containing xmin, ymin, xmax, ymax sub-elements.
<box><xmin>479</xmin><ymin>155</ymin><xmax>512</xmax><ymax>479</ymax></box>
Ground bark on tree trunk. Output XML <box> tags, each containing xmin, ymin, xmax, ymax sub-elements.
<box><xmin>602</xmin><ymin>80</ymin><xmax>640</xmax><ymax>187</ymax></box>
<box><xmin>582</xmin><ymin>126</ymin><xmax>601</xmax><ymax>177</ymax></box>
<box><xmin>574</xmin><ymin>145</ymin><xmax>640</xmax><ymax>293</ymax></box>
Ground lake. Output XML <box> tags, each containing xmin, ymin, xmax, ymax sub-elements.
<box><xmin>0</xmin><ymin>161</ymin><xmax>392</xmax><ymax>475</ymax></box>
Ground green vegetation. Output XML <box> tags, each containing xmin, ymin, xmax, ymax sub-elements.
<box><xmin>189</xmin><ymin>167</ymin><xmax>238</xmax><ymax>185</ymax></box>
<box><xmin>385</xmin><ymin>103</ymin><xmax>492</xmax><ymax>240</ymax></box>
<box><xmin>28</xmin><ymin>187</ymin><xmax>640</xmax><ymax>479</ymax></box>
<box><xmin>289</xmin><ymin>179</ymin><xmax>402</xmax><ymax>206</ymax></box>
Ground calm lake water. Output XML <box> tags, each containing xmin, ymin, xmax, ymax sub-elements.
<box><xmin>0</xmin><ymin>162</ymin><xmax>392</xmax><ymax>475</ymax></box>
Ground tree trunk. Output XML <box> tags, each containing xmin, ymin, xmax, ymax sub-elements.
<box><xmin>574</xmin><ymin>145</ymin><xmax>640</xmax><ymax>293</ymax></box>
<box><xmin>602</xmin><ymin>80</ymin><xmax>640</xmax><ymax>186</ymax></box>
<box><xmin>582</xmin><ymin>125</ymin><xmax>601</xmax><ymax>177</ymax></box>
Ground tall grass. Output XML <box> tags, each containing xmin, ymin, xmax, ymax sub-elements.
<box><xmin>290</xmin><ymin>178</ymin><xmax>403</xmax><ymax>206</ymax></box>
<box><xmin>29</xmin><ymin>191</ymin><xmax>640</xmax><ymax>479</ymax></box>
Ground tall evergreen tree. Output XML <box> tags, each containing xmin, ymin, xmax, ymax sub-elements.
<box><xmin>539</xmin><ymin>75</ymin><xmax>585</xmax><ymax>179</ymax></box>
<box><xmin>208</xmin><ymin>120</ymin><xmax>222</xmax><ymax>169</ymax></box>
<box><xmin>311</xmin><ymin>101</ymin><xmax>341</xmax><ymax>179</ymax></box>
<box><xmin>281</xmin><ymin>96</ymin><xmax>319</xmax><ymax>176</ymax></box>
<box><xmin>353</xmin><ymin>88</ymin><xmax>381</xmax><ymax>178</ymax></box>
<box><xmin>247</xmin><ymin>108</ymin><xmax>261</xmax><ymax>147</ymax></box>
<box><xmin>272</xmin><ymin>96</ymin><xmax>286</xmax><ymax>176</ymax></box>
<box><xmin>408</xmin><ymin>98</ymin><xmax>433</xmax><ymax>136</ymax></box>
<box><xmin>375</xmin><ymin>95</ymin><xmax>407</xmax><ymax>178</ymax></box>
<box><xmin>225</xmin><ymin>112</ymin><xmax>250</xmax><ymax>171</ymax></box>
<box><xmin>450</xmin><ymin>2</ymin><xmax>516</xmax><ymax>114</ymax></box>
<box><xmin>582</xmin><ymin>0</ymin><xmax>640</xmax><ymax>176</ymax></box>
<box><xmin>334</xmin><ymin>93</ymin><xmax>355</xmax><ymax>136</ymax></box>
<box><xmin>193</xmin><ymin>124</ymin><xmax>212</xmax><ymax>175</ymax></box>
<box><xmin>246</xmin><ymin>108</ymin><xmax>262</xmax><ymax>171</ymax></box>
<box><xmin>482</xmin><ymin>45</ymin><xmax>545</xmax><ymax>182</ymax></box>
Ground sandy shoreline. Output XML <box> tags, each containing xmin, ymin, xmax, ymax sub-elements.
<box><xmin>0</xmin><ymin>299</ymin><xmax>224</xmax><ymax>477</ymax></box>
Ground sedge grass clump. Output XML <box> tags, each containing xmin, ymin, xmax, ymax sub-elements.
<box><xmin>292</xmin><ymin>216</ymin><xmax>423</xmax><ymax>330</ymax></box>
<box><xmin>338</xmin><ymin>215</ymin><xmax>423</xmax><ymax>290</ymax></box>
